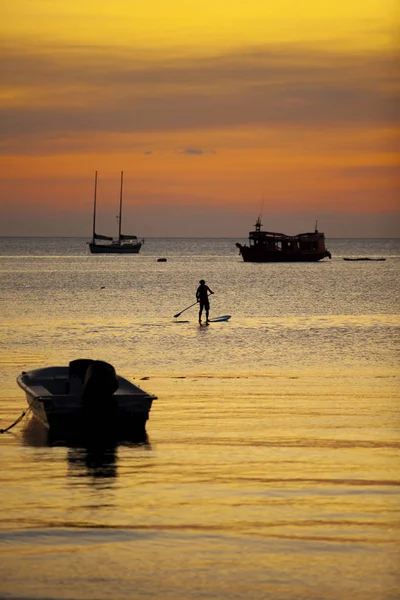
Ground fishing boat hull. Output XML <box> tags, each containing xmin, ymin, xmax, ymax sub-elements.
<box><xmin>17</xmin><ymin>362</ymin><xmax>156</xmax><ymax>439</ymax></box>
<box><xmin>88</xmin><ymin>241</ymin><xmax>142</xmax><ymax>254</ymax></box>
<box><xmin>237</xmin><ymin>246</ymin><xmax>331</xmax><ymax>262</ymax></box>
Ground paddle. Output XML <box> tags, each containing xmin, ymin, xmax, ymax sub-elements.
<box><xmin>173</xmin><ymin>301</ymin><xmax>199</xmax><ymax>319</ymax></box>
<box><xmin>173</xmin><ymin>293</ymin><xmax>212</xmax><ymax>319</ymax></box>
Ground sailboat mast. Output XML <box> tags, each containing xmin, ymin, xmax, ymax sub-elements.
<box><xmin>118</xmin><ymin>171</ymin><xmax>123</xmax><ymax>241</ymax></box>
<box><xmin>92</xmin><ymin>170</ymin><xmax>98</xmax><ymax>244</ymax></box>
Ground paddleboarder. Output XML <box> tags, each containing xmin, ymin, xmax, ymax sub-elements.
<box><xmin>196</xmin><ymin>279</ymin><xmax>214</xmax><ymax>324</ymax></box>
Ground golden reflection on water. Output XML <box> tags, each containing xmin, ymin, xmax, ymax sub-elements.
<box><xmin>0</xmin><ymin>240</ymin><xmax>399</xmax><ymax>599</ymax></box>
<box><xmin>1</xmin><ymin>358</ymin><xmax>399</xmax><ymax>598</ymax></box>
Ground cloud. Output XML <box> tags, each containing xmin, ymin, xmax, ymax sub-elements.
<box><xmin>341</xmin><ymin>164</ymin><xmax>400</xmax><ymax>178</ymax></box>
<box><xmin>0</xmin><ymin>41</ymin><xmax>398</xmax><ymax>153</ymax></box>
<box><xmin>179</xmin><ymin>148</ymin><xmax>207</xmax><ymax>155</ymax></box>
<box><xmin>143</xmin><ymin>148</ymin><xmax>211</xmax><ymax>156</ymax></box>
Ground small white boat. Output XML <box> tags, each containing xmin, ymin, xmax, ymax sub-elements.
<box><xmin>17</xmin><ymin>359</ymin><xmax>156</xmax><ymax>439</ymax></box>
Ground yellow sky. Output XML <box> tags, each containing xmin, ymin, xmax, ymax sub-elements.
<box><xmin>3</xmin><ymin>0</ymin><xmax>398</xmax><ymax>52</ymax></box>
<box><xmin>0</xmin><ymin>1</ymin><xmax>399</xmax><ymax>236</ymax></box>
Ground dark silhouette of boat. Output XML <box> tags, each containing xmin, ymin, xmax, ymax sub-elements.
<box><xmin>343</xmin><ymin>258</ymin><xmax>386</xmax><ymax>261</ymax></box>
<box><xmin>17</xmin><ymin>359</ymin><xmax>156</xmax><ymax>439</ymax></box>
<box><xmin>88</xmin><ymin>171</ymin><xmax>143</xmax><ymax>254</ymax></box>
<box><xmin>235</xmin><ymin>217</ymin><xmax>331</xmax><ymax>262</ymax></box>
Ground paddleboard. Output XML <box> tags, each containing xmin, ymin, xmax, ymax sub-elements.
<box><xmin>207</xmin><ymin>315</ymin><xmax>231</xmax><ymax>323</ymax></box>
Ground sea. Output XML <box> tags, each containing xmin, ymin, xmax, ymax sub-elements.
<box><xmin>0</xmin><ymin>236</ymin><xmax>399</xmax><ymax>600</ymax></box>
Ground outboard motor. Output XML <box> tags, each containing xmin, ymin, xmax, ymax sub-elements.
<box><xmin>82</xmin><ymin>360</ymin><xmax>119</xmax><ymax>427</ymax></box>
<box><xmin>68</xmin><ymin>359</ymin><xmax>93</xmax><ymax>394</ymax></box>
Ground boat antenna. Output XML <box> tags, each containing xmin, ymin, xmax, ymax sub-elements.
<box><xmin>118</xmin><ymin>171</ymin><xmax>124</xmax><ymax>242</ymax></box>
<box><xmin>92</xmin><ymin>170</ymin><xmax>98</xmax><ymax>244</ymax></box>
<box><xmin>255</xmin><ymin>197</ymin><xmax>264</xmax><ymax>231</ymax></box>
<box><xmin>315</xmin><ymin>219</ymin><xmax>318</xmax><ymax>233</ymax></box>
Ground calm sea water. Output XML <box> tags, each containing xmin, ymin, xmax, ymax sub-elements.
<box><xmin>0</xmin><ymin>237</ymin><xmax>399</xmax><ymax>600</ymax></box>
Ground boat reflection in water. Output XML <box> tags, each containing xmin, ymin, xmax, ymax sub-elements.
<box><xmin>67</xmin><ymin>444</ymin><xmax>119</xmax><ymax>480</ymax></box>
<box><xmin>66</xmin><ymin>435</ymin><xmax>151</xmax><ymax>481</ymax></box>
<box><xmin>22</xmin><ymin>414</ymin><xmax>151</xmax><ymax>481</ymax></box>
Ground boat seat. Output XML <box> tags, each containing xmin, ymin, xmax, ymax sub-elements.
<box><xmin>30</xmin><ymin>383</ymin><xmax>51</xmax><ymax>398</ymax></box>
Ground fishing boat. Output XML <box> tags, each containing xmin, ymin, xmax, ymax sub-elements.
<box><xmin>235</xmin><ymin>217</ymin><xmax>331</xmax><ymax>262</ymax></box>
<box><xmin>17</xmin><ymin>359</ymin><xmax>156</xmax><ymax>437</ymax></box>
<box><xmin>88</xmin><ymin>171</ymin><xmax>143</xmax><ymax>254</ymax></box>
<box><xmin>343</xmin><ymin>257</ymin><xmax>386</xmax><ymax>261</ymax></box>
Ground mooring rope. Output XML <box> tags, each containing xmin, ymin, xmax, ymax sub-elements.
<box><xmin>0</xmin><ymin>405</ymin><xmax>32</xmax><ymax>434</ymax></box>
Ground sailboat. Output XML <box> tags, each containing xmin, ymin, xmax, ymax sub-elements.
<box><xmin>88</xmin><ymin>171</ymin><xmax>143</xmax><ymax>254</ymax></box>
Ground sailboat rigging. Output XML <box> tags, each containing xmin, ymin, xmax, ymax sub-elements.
<box><xmin>88</xmin><ymin>171</ymin><xmax>143</xmax><ymax>254</ymax></box>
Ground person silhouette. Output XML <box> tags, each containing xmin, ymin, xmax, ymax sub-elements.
<box><xmin>196</xmin><ymin>279</ymin><xmax>214</xmax><ymax>324</ymax></box>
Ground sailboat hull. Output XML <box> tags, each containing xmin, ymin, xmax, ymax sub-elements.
<box><xmin>89</xmin><ymin>242</ymin><xmax>142</xmax><ymax>254</ymax></box>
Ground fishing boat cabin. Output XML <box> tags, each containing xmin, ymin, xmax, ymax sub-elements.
<box><xmin>235</xmin><ymin>217</ymin><xmax>332</xmax><ymax>262</ymax></box>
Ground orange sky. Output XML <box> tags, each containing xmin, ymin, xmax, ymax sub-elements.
<box><xmin>0</xmin><ymin>1</ymin><xmax>399</xmax><ymax>237</ymax></box>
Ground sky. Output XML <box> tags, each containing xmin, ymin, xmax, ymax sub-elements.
<box><xmin>1</xmin><ymin>1</ymin><xmax>399</xmax><ymax>237</ymax></box>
